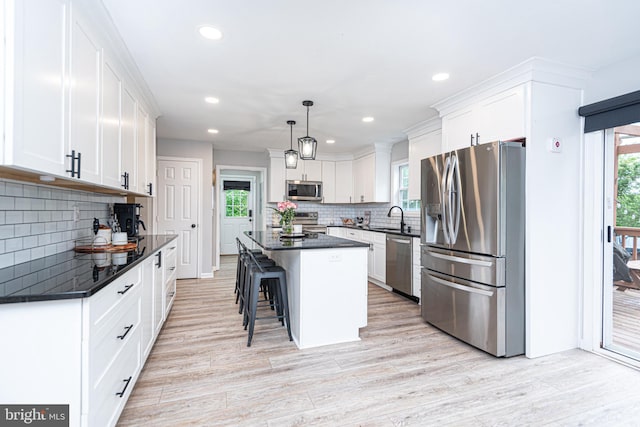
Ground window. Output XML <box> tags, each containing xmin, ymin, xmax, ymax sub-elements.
<box><xmin>395</xmin><ymin>162</ymin><xmax>420</xmax><ymax>212</ymax></box>
<box><xmin>225</xmin><ymin>190</ymin><xmax>248</xmax><ymax>217</ymax></box>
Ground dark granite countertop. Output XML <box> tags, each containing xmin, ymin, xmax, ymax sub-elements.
<box><xmin>245</xmin><ymin>231</ymin><xmax>369</xmax><ymax>251</ymax></box>
<box><xmin>0</xmin><ymin>234</ymin><xmax>178</xmax><ymax>304</ymax></box>
<box><xmin>327</xmin><ymin>225</ymin><xmax>420</xmax><ymax>238</ymax></box>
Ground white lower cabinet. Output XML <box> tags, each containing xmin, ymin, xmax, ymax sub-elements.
<box><xmin>163</xmin><ymin>244</ymin><xmax>178</xmax><ymax>317</ymax></box>
<box><xmin>0</xmin><ymin>242</ymin><xmax>177</xmax><ymax>427</ymax></box>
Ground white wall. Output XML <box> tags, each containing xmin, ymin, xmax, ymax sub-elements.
<box><xmin>391</xmin><ymin>140</ymin><xmax>409</xmax><ymax>162</ymax></box>
<box><xmin>584</xmin><ymin>53</ymin><xmax>640</xmax><ymax>104</ymax></box>
<box><xmin>157</xmin><ymin>138</ymin><xmax>213</xmax><ymax>277</ymax></box>
<box><xmin>525</xmin><ymin>82</ymin><xmax>583</xmax><ymax>357</ymax></box>
<box><xmin>213</xmin><ymin>149</ymin><xmax>269</xmax><ymax>168</ymax></box>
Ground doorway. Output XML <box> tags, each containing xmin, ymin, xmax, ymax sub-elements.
<box><xmin>219</xmin><ymin>175</ymin><xmax>256</xmax><ymax>254</ymax></box>
<box><xmin>214</xmin><ymin>166</ymin><xmax>266</xmax><ymax>267</ymax></box>
<box><xmin>603</xmin><ymin>123</ymin><xmax>640</xmax><ymax>361</ymax></box>
<box><xmin>157</xmin><ymin>157</ymin><xmax>201</xmax><ymax>279</ymax></box>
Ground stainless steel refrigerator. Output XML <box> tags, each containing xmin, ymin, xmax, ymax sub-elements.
<box><xmin>420</xmin><ymin>140</ymin><xmax>525</xmax><ymax>357</ymax></box>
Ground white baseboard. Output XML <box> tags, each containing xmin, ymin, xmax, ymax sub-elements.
<box><xmin>200</xmin><ymin>272</ymin><xmax>214</xmax><ymax>279</ymax></box>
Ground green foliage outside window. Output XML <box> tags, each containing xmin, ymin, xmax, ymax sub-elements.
<box><xmin>225</xmin><ymin>190</ymin><xmax>248</xmax><ymax>217</ymax></box>
<box><xmin>617</xmin><ymin>154</ymin><xmax>640</xmax><ymax>228</ymax></box>
<box><xmin>399</xmin><ymin>165</ymin><xmax>420</xmax><ymax>211</ymax></box>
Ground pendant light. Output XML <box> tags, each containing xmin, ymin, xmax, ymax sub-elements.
<box><xmin>298</xmin><ymin>100</ymin><xmax>317</xmax><ymax>160</ymax></box>
<box><xmin>284</xmin><ymin>120</ymin><xmax>298</xmax><ymax>169</ymax></box>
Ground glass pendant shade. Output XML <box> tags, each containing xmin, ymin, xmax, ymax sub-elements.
<box><xmin>284</xmin><ymin>120</ymin><xmax>298</xmax><ymax>169</ymax></box>
<box><xmin>298</xmin><ymin>136</ymin><xmax>317</xmax><ymax>160</ymax></box>
<box><xmin>284</xmin><ymin>148</ymin><xmax>298</xmax><ymax>169</ymax></box>
<box><xmin>298</xmin><ymin>100</ymin><xmax>317</xmax><ymax>160</ymax></box>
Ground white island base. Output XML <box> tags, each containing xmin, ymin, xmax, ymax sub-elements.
<box><xmin>269</xmin><ymin>247</ymin><xmax>368</xmax><ymax>349</ymax></box>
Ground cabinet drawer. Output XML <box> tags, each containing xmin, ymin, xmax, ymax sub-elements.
<box><xmin>373</xmin><ymin>232</ymin><xmax>386</xmax><ymax>245</ymax></box>
<box><xmin>164</xmin><ymin>246</ymin><xmax>177</xmax><ymax>279</ymax></box>
<box><xmin>89</xmin><ymin>326</ymin><xmax>141</xmax><ymax>427</ymax></box>
<box><xmin>164</xmin><ymin>276</ymin><xmax>176</xmax><ymax>318</ymax></box>
<box><xmin>89</xmin><ymin>267</ymin><xmax>142</xmax><ymax>326</ymax></box>
<box><xmin>90</xmin><ymin>289</ymin><xmax>141</xmax><ymax>387</ymax></box>
<box><xmin>344</xmin><ymin>229</ymin><xmax>362</xmax><ymax>241</ymax></box>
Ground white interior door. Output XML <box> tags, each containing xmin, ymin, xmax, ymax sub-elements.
<box><xmin>157</xmin><ymin>159</ymin><xmax>200</xmax><ymax>279</ymax></box>
<box><xmin>220</xmin><ymin>176</ymin><xmax>255</xmax><ymax>254</ymax></box>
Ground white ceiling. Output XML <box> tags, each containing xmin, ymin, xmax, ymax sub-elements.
<box><xmin>102</xmin><ymin>0</ymin><xmax>640</xmax><ymax>155</ymax></box>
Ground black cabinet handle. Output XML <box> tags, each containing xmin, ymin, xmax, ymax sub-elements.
<box><xmin>116</xmin><ymin>376</ymin><xmax>132</xmax><ymax>397</ymax></box>
<box><xmin>117</xmin><ymin>324</ymin><xmax>134</xmax><ymax>340</ymax></box>
<box><xmin>155</xmin><ymin>251</ymin><xmax>162</xmax><ymax>268</ymax></box>
<box><xmin>76</xmin><ymin>152</ymin><xmax>82</xmax><ymax>179</ymax></box>
<box><xmin>470</xmin><ymin>134</ymin><xmax>474</xmax><ymax>146</ymax></box>
<box><xmin>117</xmin><ymin>284</ymin><xmax>134</xmax><ymax>295</ymax></box>
<box><xmin>147</xmin><ymin>182</ymin><xmax>153</xmax><ymax>196</ymax></box>
<box><xmin>66</xmin><ymin>150</ymin><xmax>81</xmax><ymax>178</ymax></box>
<box><xmin>122</xmin><ymin>172</ymin><xmax>129</xmax><ymax>189</ymax></box>
<box><xmin>475</xmin><ymin>132</ymin><xmax>480</xmax><ymax>146</ymax></box>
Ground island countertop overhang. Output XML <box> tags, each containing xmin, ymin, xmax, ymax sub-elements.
<box><xmin>244</xmin><ymin>231</ymin><xmax>369</xmax><ymax>251</ymax></box>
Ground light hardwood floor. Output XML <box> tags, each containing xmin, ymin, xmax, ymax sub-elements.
<box><xmin>118</xmin><ymin>256</ymin><xmax>640</xmax><ymax>426</ymax></box>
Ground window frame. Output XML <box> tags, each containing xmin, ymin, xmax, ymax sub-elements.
<box><xmin>391</xmin><ymin>159</ymin><xmax>420</xmax><ymax>216</ymax></box>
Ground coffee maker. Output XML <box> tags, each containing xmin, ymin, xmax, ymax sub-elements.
<box><xmin>113</xmin><ymin>203</ymin><xmax>146</xmax><ymax>237</ymax></box>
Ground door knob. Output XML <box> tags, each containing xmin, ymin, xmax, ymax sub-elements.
<box><xmin>191</xmin><ymin>224</ymin><xmax>196</xmax><ymax>228</ymax></box>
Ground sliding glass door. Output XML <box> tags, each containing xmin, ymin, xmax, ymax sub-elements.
<box><xmin>603</xmin><ymin>123</ymin><xmax>640</xmax><ymax>360</ymax></box>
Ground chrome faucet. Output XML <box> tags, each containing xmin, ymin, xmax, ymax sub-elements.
<box><xmin>387</xmin><ymin>205</ymin><xmax>405</xmax><ymax>234</ymax></box>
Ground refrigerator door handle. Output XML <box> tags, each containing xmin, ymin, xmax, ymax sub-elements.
<box><xmin>441</xmin><ymin>156</ymin><xmax>451</xmax><ymax>243</ymax></box>
<box><xmin>446</xmin><ymin>153</ymin><xmax>461</xmax><ymax>244</ymax></box>
<box><xmin>427</xmin><ymin>251</ymin><xmax>493</xmax><ymax>267</ymax></box>
<box><xmin>428</xmin><ymin>274</ymin><xmax>495</xmax><ymax>297</ymax></box>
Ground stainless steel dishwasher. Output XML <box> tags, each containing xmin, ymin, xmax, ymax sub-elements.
<box><xmin>386</xmin><ymin>234</ymin><xmax>412</xmax><ymax>294</ymax></box>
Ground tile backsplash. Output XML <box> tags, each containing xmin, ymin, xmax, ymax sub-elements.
<box><xmin>268</xmin><ymin>201</ymin><xmax>421</xmax><ymax>233</ymax></box>
<box><xmin>0</xmin><ymin>179</ymin><xmax>125</xmax><ymax>268</ymax></box>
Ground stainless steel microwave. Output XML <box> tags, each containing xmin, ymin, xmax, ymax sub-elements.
<box><xmin>286</xmin><ymin>180</ymin><xmax>323</xmax><ymax>201</ymax></box>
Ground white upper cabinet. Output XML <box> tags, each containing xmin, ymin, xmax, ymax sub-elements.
<box><xmin>334</xmin><ymin>160</ymin><xmax>353</xmax><ymax>203</ymax></box>
<box><xmin>101</xmin><ymin>59</ymin><xmax>122</xmax><ymax>188</ymax></box>
<box><xmin>121</xmin><ymin>87</ymin><xmax>137</xmax><ymax>192</ymax></box>
<box><xmin>353</xmin><ymin>148</ymin><xmax>391</xmax><ymax>203</ymax></box>
<box><xmin>136</xmin><ymin>104</ymin><xmax>148</xmax><ymax>193</ymax></box>
<box><xmin>69</xmin><ymin>11</ymin><xmax>101</xmax><ymax>184</ymax></box>
<box><xmin>1</xmin><ymin>0</ymin><xmax>158</xmax><ymax>195</ymax></box>
<box><xmin>321</xmin><ymin>161</ymin><xmax>336</xmax><ymax>203</ymax></box>
<box><xmin>268</xmin><ymin>156</ymin><xmax>285</xmax><ymax>203</ymax></box>
<box><xmin>145</xmin><ymin>116</ymin><xmax>156</xmax><ymax>196</ymax></box>
<box><xmin>285</xmin><ymin>159</ymin><xmax>322</xmax><ymax>181</ymax></box>
<box><xmin>441</xmin><ymin>85</ymin><xmax>526</xmax><ymax>152</ymax></box>
<box><xmin>407</xmin><ymin>120</ymin><xmax>441</xmax><ymax>201</ymax></box>
<box><xmin>2</xmin><ymin>0</ymin><xmax>70</xmax><ymax>176</ymax></box>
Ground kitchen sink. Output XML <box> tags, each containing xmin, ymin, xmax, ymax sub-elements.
<box><xmin>370</xmin><ymin>227</ymin><xmax>402</xmax><ymax>233</ymax></box>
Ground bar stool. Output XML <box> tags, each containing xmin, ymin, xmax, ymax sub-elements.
<box><xmin>235</xmin><ymin>238</ymin><xmax>270</xmax><ymax>304</ymax></box>
<box><xmin>235</xmin><ymin>238</ymin><xmax>275</xmax><ymax>316</ymax></box>
<box><xmin>243</xmin><ymin>249</ymin><xmax>292</xmax><ymax>347</ymax></box>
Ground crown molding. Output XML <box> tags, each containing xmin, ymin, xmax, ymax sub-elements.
<box><xmin>432</xmin><ymin>57</ymin><xmax>592</xmax><ymax>117</ymax></box>
<box><xmin>404</xmin><ymin>116</ymin><xmax>442</xmax><ymax>139</ymax></box>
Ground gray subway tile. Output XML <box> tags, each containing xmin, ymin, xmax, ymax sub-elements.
<box><xmin>30</xmin><ymin>247</ymin><xmax>44</xmax><ymax>260</ymax></box>
<box><xmin>5</xmin><ymin>182</ymin><xmax>24</xmax><ymax>197</ymax></box>
<box><xmin>0</xmin><ymin>225</ymin><xmax>14</xmax><ymax>239</ymax></box>
<box><xmin>5</xmin><ymin>238</ymin><xmax>23</xmax><ymax>252</ymax></box>
<box><xmin>15</xmin><ymin>198</ymin><xmax>32</xmax><ymax>210</ymax></box>
<box><xmin>38</xmin><ymin>211</ymin><xmax>52</xmax><ymax>222</ymax></box>
<box><xmin>14</xmin><ymin>224</ymin><xmax>30</xmax><ymax>237</ymax></box>
<box><xmin>5</xmin><ymin>211</ymin><xmax>23</xmax><ymax>224</ymax></box>
<box><xmin>0</xmin><ymin>196</ymin><xmax>15</xmax><ymax>210</ymax></box>
<box><xmin>14</xmin><ymin>249</ymin><xmax>31</xmax><ymax>264</ymax></box>
<box><xmin>31</xmin><ymin>199</ymin><xmax>45</xmax><ymax>210</ymax></box>
<box><xmin>30</xmin><ymin>223</ymin><xmax>45</xmax><ymax>234</ymax></box>
<box><xmin>23</xmin><ymin>211</ymin><xmax>38</xmax><ymax>223</ymax></box>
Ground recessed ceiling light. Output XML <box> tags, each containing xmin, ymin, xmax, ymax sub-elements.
<box><xmin>362</xmin><ymin>117</ymin><xmax>374</xmax><ymax>123</ymax></box>
<box><xmin>199</xmin><ymin>26</ymin><xmax>223</xmax><ymax>40</ymax></box>
<box><xmin>432</xmin><ymin>72</ymin><xmax>450</xmax><ymax>82</ymax></box>
<box><xmin>207</xmin><ymin>128</ymin><xmax>219</xmax><ymax>134</ymax></box>
<box><xmin>205</xmin><ymin>97</ymin><xmax>219</xmax><ymax>104</ymax></box>
<box><xmin>326</xmin><ymin>139</ymin><xmax>335</xmax><ymax>144</ymax></box>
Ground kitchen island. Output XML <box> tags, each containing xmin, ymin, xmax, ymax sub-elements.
<box><xmin>244</xmin><ymin>231</ymin><xmax>369</xmax><ymax>349</ymax></box>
